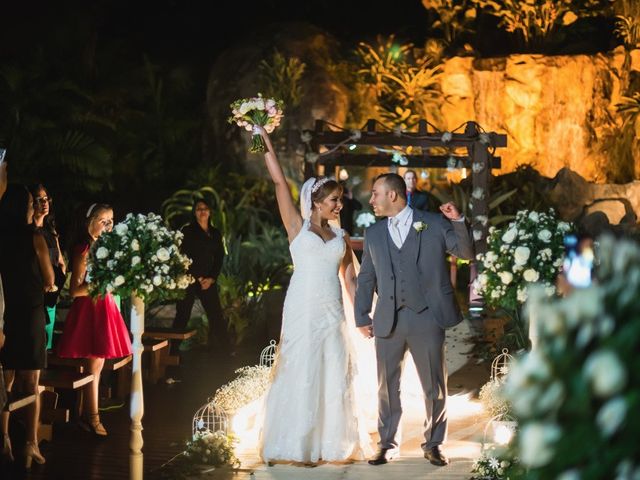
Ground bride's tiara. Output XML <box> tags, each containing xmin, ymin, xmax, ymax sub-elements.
<box><xmin>311</xmin><ymin>177</ymin><xmax>333</xmax><ymax>193</ymax></box>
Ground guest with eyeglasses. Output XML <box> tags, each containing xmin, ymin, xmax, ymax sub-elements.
<box><xmin>29</xmin><ymin>184</ymin><xmax>66</xmax><ymax>350</ymax></box>
<box><xmin>56</xmin><ymin>203</ymin><xmax>132</xmax><ymax>437</ymax></box>
<box><xmin>0</xmin><ymin>163</ymin><xmax>56</xmax><ymax>468</ymax></box>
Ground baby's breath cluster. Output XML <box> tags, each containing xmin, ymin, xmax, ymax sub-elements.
<box><xmin>213</xmin><ymin>365</ymin><xmax>271</xmax><ymax>413</ymax></box>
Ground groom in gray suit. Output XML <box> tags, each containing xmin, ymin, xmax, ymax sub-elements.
<box><xmin>354</xmin><ymin>173</ymin><xmax>474</xmax><ymax>467</ymax></box>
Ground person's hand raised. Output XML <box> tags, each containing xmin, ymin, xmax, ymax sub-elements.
<box><xmin>439</xmin><ymin>202</ymin><xmax>462</xmax><ymax>221</ymax></box>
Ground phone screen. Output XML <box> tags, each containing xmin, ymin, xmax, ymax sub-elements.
<box><xmin>563</xmin><ymin>234</ymin><xmax>593</xmax><ymax>288</ymax></box>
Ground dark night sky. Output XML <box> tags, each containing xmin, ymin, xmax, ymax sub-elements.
<box><xmin>1</xmin><ymin>0</ymin><xmax>431</xmax><ymax>64</ymax></box>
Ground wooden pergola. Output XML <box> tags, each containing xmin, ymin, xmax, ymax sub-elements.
<box><xmin>303</xmin><ymin>119</ymin><xmax>507</xmax><ymax>254</ymax></box>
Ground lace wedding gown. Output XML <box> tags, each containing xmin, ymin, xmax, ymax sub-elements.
<box><xmin>259</xmin><ymin>221</ymin><xmax>372</xmax><ymax>463</ymax></box>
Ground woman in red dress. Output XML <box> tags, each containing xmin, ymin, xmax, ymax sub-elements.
<box><xmin>57</xmin><ymin>203</ymin><xmax>132</xmax><ymax>436</ymax></box>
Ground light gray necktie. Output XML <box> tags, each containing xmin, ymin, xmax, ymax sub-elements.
<box><xmin>390</xmin><ymin>217</ymin><xmax>403</xmax><ymax>248</ymax></box>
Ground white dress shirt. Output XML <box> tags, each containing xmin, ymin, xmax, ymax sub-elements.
<box><xmin>388</xmin><ymin>205</ymin><xmax>413</xmax><ymax>248</ymax></box>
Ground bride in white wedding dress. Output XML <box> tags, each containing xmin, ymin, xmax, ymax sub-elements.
<box><xmin>255</xmin><ymin>127</ymin><xmax>372</xmax><ymax>465</ymax></box>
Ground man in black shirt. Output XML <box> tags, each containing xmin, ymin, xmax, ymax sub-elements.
<box><xmin>172</xmin><ymin>199</ymin><xmax>229</xmax><ymax>354</ymax></box>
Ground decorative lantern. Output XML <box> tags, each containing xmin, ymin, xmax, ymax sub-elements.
<box><xmin>192</xmin><ymin>398</ymin><xmax>229</xmax><ymax>437</ymax></box>
<box><xmin>482</xmin><ymin>348</ymin><xmax>517</xmax><ymax>446</ymax></box>
<box><xmin>259</xmin><ymin>339</ymin><xmax>278</xmax><ymax>368</ymax></box>
<box><xmin>490</xmin><ymin>348</ymin><xmax>514</xmax><ymax>384</ymax></box>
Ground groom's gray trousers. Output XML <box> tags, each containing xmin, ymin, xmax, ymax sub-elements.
<box><xmin>375</xmin><ymin>305</ymin><xmax>447</xmax><ymax>452</ymax></box>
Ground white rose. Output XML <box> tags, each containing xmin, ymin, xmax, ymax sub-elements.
<box><xmin>523</xmin><ymin>269</ymin><xmax>540</xmax><ymax>282</ymax></box>
<box><xmin>114</xmin><ymin>275</ymin><xmax>125</xmax><ymax>286</ymax></box>
<box><xmin>157</xmin><ymin>247</ymin><xmax>170</xmax><ymax>262</ymax></box>
<box><xmin>519</xmin><ymin>422</ymin><xmax>561</xmax><ymax>468</ymax></box>
<box><xmin>498</xmin><ymin>271</ymin><xmax>513</xmax><ymax>285</ymax></box>
<box><xmin>131</xmin><ymin>256</ymin><xmax>141</xmax><ymax>266</ymax></box>
<box><xmin>96</xmin><ymin>247</ymin><xmax>109</xmax><ymax>260</ymax></box>
<box><xmin>596</xmin><ymin>397</ymin><xmax>627</xmax><ymax>437</ymax></box>
<box><xmin>502</xmin><ymin>228</ymin><xmax>517</xmax><ymax>244</ymax></box>
<box><xmin>106</xmin><ymin>284</ymin><xmax>114</xmax><ymax>293</ymax></box>
<box><xmin>514</xmin><ymin>246</ymin><xmax>531</xmax><ymax>265</ymax></box>
<box><xmin>557</xmin><ymin>470</ymin><xmax>582</xmax><ymax>480</ymax></box>
<box><xmin>152</xmin><ymin>275</ymin><xmax>162</xmax><ymax>286</ymax></box>
<box><xmin>584</xmin><ymin>350</ymin><xmax>627</xmax><ymax>397</ymax></box>
<box><xmin>131</xmin><ymin>239</ymin><xmax>140</xmax><ymax>251</ymax></box>
<box><xmin>528</xmin><ymin>211</ymin><xmax>539</xmax><ymax>222</ymax></box>
<box><xmin>557</xmin><ymin>221</ymin><xmax>571</xmax><ymax>232</ymax></box>
<box><xmin>114</xmin><ymin>224</ymin><xmax>128</xmax><ymax>236</ymax></box>
<box><xmin>538</xmin><ymin>229</ymin><xmax>552</xmax><ymax>242</ymax></box>
<box><xmin>517</xmin><ymin>287</ymin><xmax>528</xmax><ymax>302</ymax></box>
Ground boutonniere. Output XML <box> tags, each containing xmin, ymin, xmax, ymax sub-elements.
<box><xmin>413</xmin><ymin>221</ymin><xmax>428</xmax><ymax>233</ymax></box>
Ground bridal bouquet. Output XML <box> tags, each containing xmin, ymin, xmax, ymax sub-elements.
<box><xmin>228</xmin><ymin>94</ymin><xmax>284</xmax><ymax>153</ymax></box>
<box><xmin>87</xmin><ymin>212</ymin><xmax>194</xmax><ymax>304</ymax></box>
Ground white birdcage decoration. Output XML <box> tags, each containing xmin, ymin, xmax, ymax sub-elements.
<box><xmin>490</xmin><ymin>348</ymin><xmax>514</xmax><ymax>384</ymax></box>
<box><xmin>192</xmin><ymin>397</ymin><xmax>229</xmax><ymax>437</ymax></box>
<box><xmin>259</xmin><ymin>339</ymin><xmax>278</xmax><ymax>367</ymax></box>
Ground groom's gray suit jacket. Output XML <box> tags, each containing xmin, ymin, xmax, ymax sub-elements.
<box><xmin>355</xmin><ymin>208</ymin><xmax>474</xmax><ymax>337</ymax></box>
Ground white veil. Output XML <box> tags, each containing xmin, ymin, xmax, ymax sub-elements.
<box><xmin>300</xmin><ymin>177</ymin><xmax>316</xmax><ymax>220</ymax></box>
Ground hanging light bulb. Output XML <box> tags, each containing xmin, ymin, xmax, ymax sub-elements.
<box><xmin>349</xmin><ymin>144</ymin><xmax>357</xmax><ymax>150</ymax></box>
<box><xmin>339</xmin><ymin>168</ymin><xmax>349</xmax><ymax>181</ymax></box>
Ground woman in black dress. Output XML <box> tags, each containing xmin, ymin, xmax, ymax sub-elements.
<box><xmin>0</xmin><ymin>180</ymin><xmax>55</xmax><ymax>468</ymax></box>
<box><xmin>29</xmin><ymin>184</ymin><xmax>66</xmax><ymax>350</ymax></box>
<box><xmin>171</xmin><ymin>199</ymin><xmax>229</xmax><ymax>354</ymax></box>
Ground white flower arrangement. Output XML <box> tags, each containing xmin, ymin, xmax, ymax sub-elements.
<box><xmin>213</xmin><ymin>365</ymin><xmax>271</xmax><ymax>413</ymax></box>
<box><xmin>87</xmin><ymin>212</ymin><xmax>194</xmax><ymax>303</ymax></box>
<box><xmin>501</xmin><ymin>235</ymin><xmax>640</xmax><ymax>477</ymax></box>
<box><xmin>471</xmin><ymin>444</ymin><xmax>520</xmax><ymax>479</ymax></box>
<box><xmin>473</xmin><ymin>209</ymin><xmax>572</xmax><ymax>312</ymax></box>
<box><xmin>184</xmin><ymin>431</ymin><xmax>240</xmax><ymax>467</ymax></box>
<box><xmin>228</xmin><ymin>94</ymin><xmax>284</xmax><ymax>153</ymax></box>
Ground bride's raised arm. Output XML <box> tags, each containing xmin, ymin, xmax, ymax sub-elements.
<box><xmin>255</xmin><ymin>126</ymin><xmax>303</xmax><ymax>242</ymax></box>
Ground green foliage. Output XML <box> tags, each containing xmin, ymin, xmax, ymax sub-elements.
<box><xmin>355</xmin><ymin>35</ymin><xmax>443</xmax><ymax>130</ymax></box>
<box><xmin>605</xmin><ymin>91</ymin><xmax>640</xmax><ymax>183</ymax></box>
<box><xmin>422</xmin><ymin>0</ymin><xmax>478</xmax><ymax>50</ymax></box>
<box><xmin>258</xmin><ymin>50</ymin><xmax>306</xmax><ymax>112</ymax></box>
<box><xmin>614</xmin><ymin>0</ymin><xmax>640</xmax><ymax>49</ymax></box>
<box><xmin>471</xmin><ymin>0</ymin><xmax>612</xmax><ymax>50</ymax></box>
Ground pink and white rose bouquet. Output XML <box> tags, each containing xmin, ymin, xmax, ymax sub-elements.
<box><xmin>228</xmin><ymin>94</ymin><xmax>284</xmax><ymax>153</ymax></box>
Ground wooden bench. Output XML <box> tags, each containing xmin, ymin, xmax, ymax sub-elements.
<box><xmin>3</xmin><ymin>386</ymin><xmax>45</xmax><ymax>412</ymax></box>
<box><xmin>143</xmin><ymin>338</ymin><xmax>169</xmax><ymax>384</ymax></box>
<box><xmin>142</xmin><ymin>327</ymin><xmax>197</xmax><ymax>375</ymax></box>
<box><xmin>47</xmin><ymin>352</ymin><xmax>133</xmax><ymax>399</ymax></box>
<box><xmin>38</xmin><ymin>370</ymin><xmax>94</xmax><ymax>440</ymax></box>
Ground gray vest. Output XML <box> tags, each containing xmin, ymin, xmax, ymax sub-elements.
<box><xmin>388</xmin><ymin>230</ymin><xmax>429</xmax><ymax>313</ymax></box>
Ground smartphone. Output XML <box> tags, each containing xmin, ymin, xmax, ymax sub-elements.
<box><xmin>0</xmin><ymin>147</ymin><xmax>6</xmax><ymax>164</ymax></box>
<box><xmin>563</xmin><ymin>234</ymin><xmax>593</xmax><ymax>288</ymax></box>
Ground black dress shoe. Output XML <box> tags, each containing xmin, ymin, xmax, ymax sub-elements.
<box><xmin>424</xmin><ymin>446</ymin><xmax>449</xmax><ymax>466</ymax></box>
<box><xmin>368</xmin><ymin>448</ymin><xmax>394</xmax><ymax>465</ymax></box>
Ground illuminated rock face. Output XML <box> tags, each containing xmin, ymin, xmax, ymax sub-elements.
<box><xmin>439</xmin><ymin>50</ymin><xmax>636</xmax><ymax>182</ymax></box>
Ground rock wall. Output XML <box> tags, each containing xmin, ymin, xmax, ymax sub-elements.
<box><xmin>440</xmin><ymin>49</ymin><xmax>638</xmax><ymax>182</ymax></box>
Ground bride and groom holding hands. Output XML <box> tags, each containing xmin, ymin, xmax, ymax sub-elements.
<box><xmin>254</xmin><ymin>127</ymin><xmax>475</xmax><ymax>467</ymax></box>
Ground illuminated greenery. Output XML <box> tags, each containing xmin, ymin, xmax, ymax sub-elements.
<box><xmin>355</xmin><ymin>35</ymin><xmax>442</xmax><ymax>130</ymax></box>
